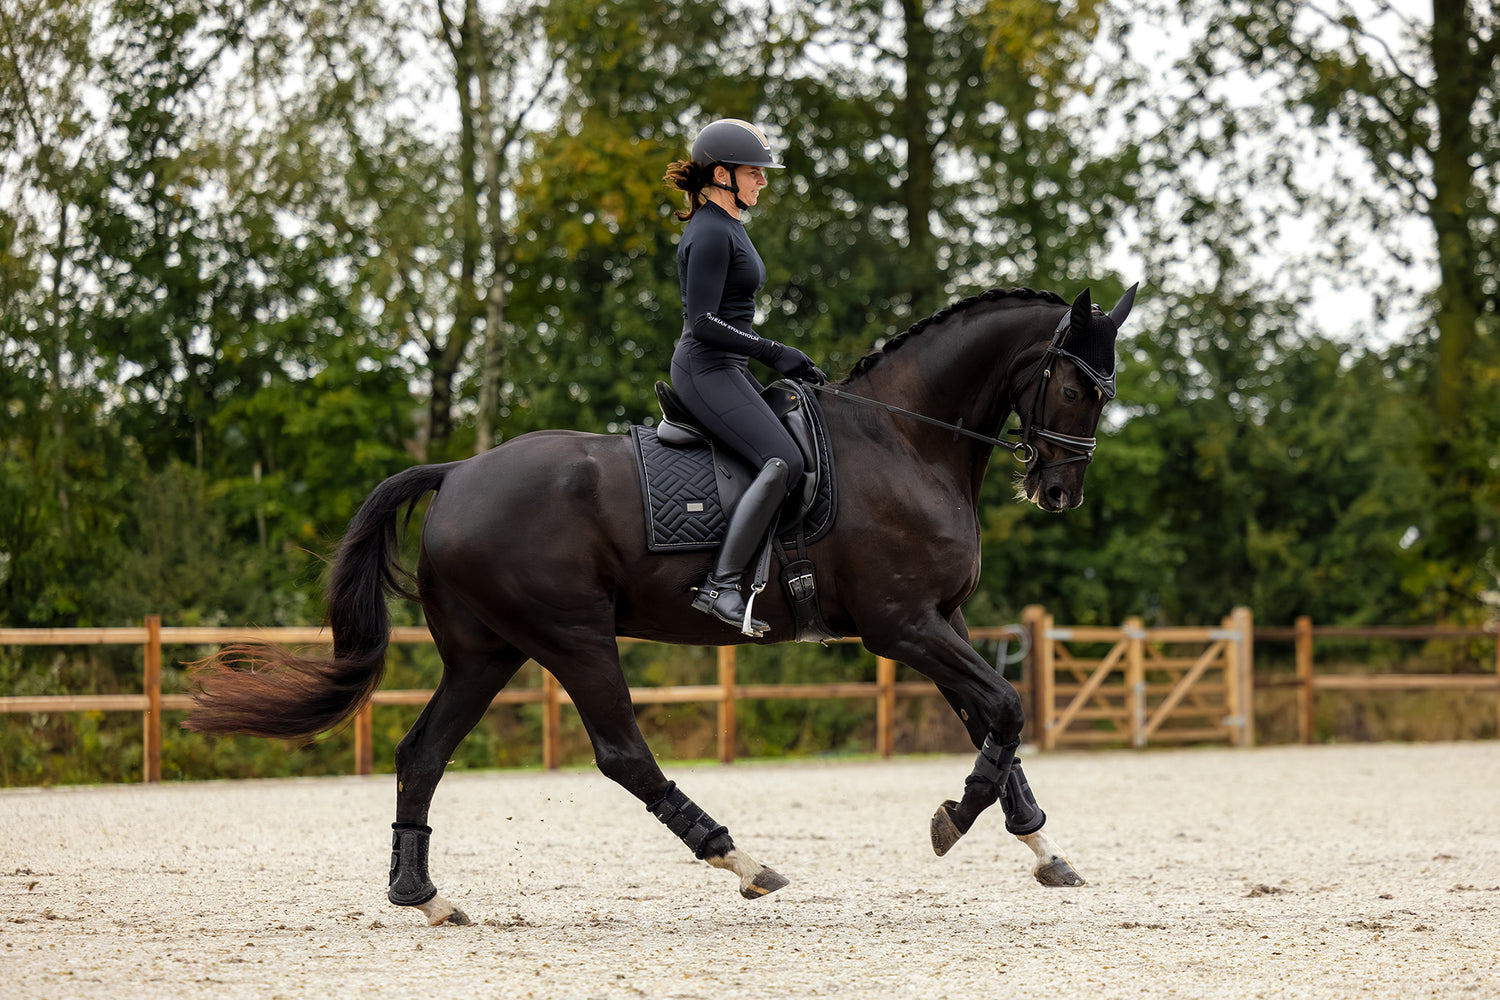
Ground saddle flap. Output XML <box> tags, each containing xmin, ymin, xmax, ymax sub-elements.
<box><xmin>631</xmin><ymin>388</ymin><xmax>837</xmax><ymax>555</ymax></box>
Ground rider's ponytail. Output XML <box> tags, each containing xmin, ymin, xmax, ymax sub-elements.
<box><xmin>664</xmin><ymin>159</ymin><xmax>715</xmax><ymax>221</ymax></box>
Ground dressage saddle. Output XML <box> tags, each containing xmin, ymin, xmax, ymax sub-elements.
<box><xmin>652</xmin><ymin>379</ymin><xmax>823</xmax><ymax>522</ymax></box>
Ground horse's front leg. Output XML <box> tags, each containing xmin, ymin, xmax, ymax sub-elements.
<box><xmin>870</xmin><ymin>610</ymin><xmax>1084</xmax><ymax>886</ymax></box>
<box><xmin>930</xmin><ymin>748</ymin><xmax>1084</xmax><ymax>886</ymax></box>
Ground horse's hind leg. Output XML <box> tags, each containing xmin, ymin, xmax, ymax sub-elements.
<box><xmin>539</xmin><ymin>633</ymin><xmax>788</xmax><ymax>899</ymax></box>
<box><xmin>389</xmin><ymin>631</ymin><xmax>527</xmax><ymax>926</ymax></box>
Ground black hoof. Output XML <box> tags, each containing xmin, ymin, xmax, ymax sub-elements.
<box><xmin>440</xmin><ymin>907</ymin><xmax>473</xmax><ymax>926</ymax></box>
<box><xmin>931</xmin><ymin>800</ymin><xmax>964</xmax><ymax>857</ymax></box>
<box><xmin>741</xmin><ymin>867</ymin><xmax>790</xmax><ymax>899</ymax></box>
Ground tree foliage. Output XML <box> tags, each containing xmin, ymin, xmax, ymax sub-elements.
<box><xmin>2</xmin><ymin>0</ymin><xmax>1496</xmax><ymax>781</ymax></box>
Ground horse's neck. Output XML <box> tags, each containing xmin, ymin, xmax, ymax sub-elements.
<box><xmin>854</xmin><ymin>306</ymin><xmax>1043</xmax><ymax>440</ymax></box>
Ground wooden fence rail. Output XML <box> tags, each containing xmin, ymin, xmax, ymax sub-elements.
<box><xmin>1</xmin><ymin>617</ymin><xmax>1030</xmax><ymax>783</ymax></box>
<box><xmin>4</xmin><ymin>609</ymin><xmax>1496</xmax><ymax>783</ymax></box>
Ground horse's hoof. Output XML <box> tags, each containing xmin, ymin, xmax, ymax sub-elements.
<box><xmin>707</xmin><ymin>847</ymin><xmax>789</xmax><ymax>899</ymax></box>
<box><xmin>740</xmin><ymin>866</ymin><xmax>789</xmax><ymax>899</ymax></box>
<box><xmin>931</xmin><ymin>800</ymin><xmax>964</xmax><ymax>857</ymax></box>
<box><xmin>416</xmin><ymin>894</ymin><xmax>472</xmax><ymax>926</ymax></box>
<box><xmin>1034</xmin><ymin>858</ymin><xmax>1086</xmax><ymax>887</ymax></box>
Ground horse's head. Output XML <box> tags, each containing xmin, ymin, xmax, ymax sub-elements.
<box><xmin>1016</xmin><ymin>285</ymin><xmax>1136</xmax><ymax>512</ymax></box>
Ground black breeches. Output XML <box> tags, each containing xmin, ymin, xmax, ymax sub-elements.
<box><xmin>670</xmin><ymin>358</ymin><xmax>805</xmax><ymax>487</ymax></box>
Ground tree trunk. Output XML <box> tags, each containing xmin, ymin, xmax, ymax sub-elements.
<box><xmin>1423</xmin><ymin>0</ymin><xmax>1487</xmax><ymax>597</ymax></box>
<box><xmin>1427</xmin><ymin>0</ymin><xmax>1482</xmax><ymax>427</ymax></box>
<box><xmin>901</xmin><ymin>0</ymin><xmax>938</xmax><ymax>318</ymax></box>
<box><xmin>429</xmin><ymin>0</ymin><xmax>486</xmax><ymax>458</ymax></box>
<box><xmin>473</xmin><ymin>18</ymin><xmax>511</xmax><ymax>455</ymax></box>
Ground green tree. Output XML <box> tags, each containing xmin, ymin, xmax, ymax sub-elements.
<box><xmin>1155</xmin><ymin>0</ymin><xmax>1499</xmax><ymax>616</ymax></box>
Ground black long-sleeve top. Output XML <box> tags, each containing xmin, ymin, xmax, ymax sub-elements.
<box><xmin>674</xmin><ymin>202</ymin><xmax>788</xmax><ymax>370</ymax></box>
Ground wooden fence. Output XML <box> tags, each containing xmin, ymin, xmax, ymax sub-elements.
<box><xmin>3</xmin><ymin>607</ymin><xmax>1496</xmax><ymax>783</ymax></box>
<box><xmin>1254</xmin><ymin>615</ymin><xmax>1500</xmax><ymax>743</ymax></box>
<box><xmin>0</xmin><ymin>617</ymin><xmax>1029</xmax><ymax>783</ymax></box>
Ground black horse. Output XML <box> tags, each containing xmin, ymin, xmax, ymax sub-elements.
<box><xmin>187</xmin><ymin>284</ymin><xmax>1137</xmax><ymax>925</ymax></box>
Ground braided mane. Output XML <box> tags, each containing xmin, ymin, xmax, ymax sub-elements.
<box><xmin>845</xmin><ymin>287</ymin><xmax>1066</xmax><ymax>381</ymax></box>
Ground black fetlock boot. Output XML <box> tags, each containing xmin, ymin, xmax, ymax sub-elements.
<box><xmin>388</xmin><ymin>822</ymin><xmax>437</xmax><ymax>906</ymax></box>
<box><xmin>692</xmin><ymin>457</ymin><xmax>789</xmax><ymax>636</ymax></box>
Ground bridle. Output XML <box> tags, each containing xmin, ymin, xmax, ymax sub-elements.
<box><xmin>806</xmin><ymin>309</ymin><xmax>1116</xmax><ymax>471</ymax></box>
<box><xmin>1013</xmin><ymin>309</ymin><xmax>1117</xmax><ymax>468</ymax></box>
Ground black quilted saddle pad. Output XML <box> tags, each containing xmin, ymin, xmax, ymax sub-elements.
<box><xmin>630</xmin><ymin>427</ymin><xmax>727</xmax><ymax>550</ymax></box>
<box><xmin>629</xmin><ymin>412</ymin><xmax>836</xmax><ymax>553</ymax></box>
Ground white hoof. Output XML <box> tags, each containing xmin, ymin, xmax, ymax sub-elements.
<box><xmin>416</xmin><ymin>894</ymin><xmax>471</xmax><ymax>926</ymax></box>
<box><xmin>1019</xmin><ymin>828</ymin><xmax>1087</xmax><ymax>887</ymax></box>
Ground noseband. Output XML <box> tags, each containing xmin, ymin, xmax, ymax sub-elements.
<box><xmin>809</xmin><ymin>309</ymin><xmax>1114</xmax><ymax>472</ymax></box>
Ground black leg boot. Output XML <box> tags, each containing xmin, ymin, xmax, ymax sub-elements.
<box><xmin>692</xmin><ymin>458</ymin><xmax>789</xmax><ymax>635</ymax></box>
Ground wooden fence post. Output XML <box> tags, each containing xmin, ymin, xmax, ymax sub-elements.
<box><xmin>876</xmin><ymin>656</ymin><xmax>896</xmax><ymax>758</ymax></box>
<box><xmin>717</xmin><ymin>646</ymin><xmax>736</xmax><ymax>764</ymax></box>
<box><xmin>1234</xmin><ymin>606</ymin><xmax>1255</xmax><ymax>747</ymax></box>
<box><xmin>1295</xmin><ymin>615</ymin><xmax>1314</xmax><ymax>744</ymax></box>
<box><xmin>1022</xmin><ymin>605</ymin><xmax>1045</xmax><ymax>743</ymax></box>
<box><xmin>1038</xmin><ymin>611</ymin><xmax>1056</xmax><ymax>750</ymax></box>
<box><xmin>1221</xmin><ymin>612</ymin><xmax>1244</xmax><ymax>748</ymax></box>
<box><xmin>354</xmin><ymin>702</ymin><xmax>374</xmax><ymax>776</ymax></box>
<box><xmin>542</xmin><ymin>669</ymin><xmax>561</xmax><ymax>770</ymax></box>
<box><xmin>143</xmin><ymin>615</ymin><xmax>162</xmax><ymax>784</ymax></box>
<box><xmin>1125</xmin><ymin>616</ymin><xmax>1145</xmax><ymax>748</ymax></box>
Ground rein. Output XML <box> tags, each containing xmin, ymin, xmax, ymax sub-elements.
<box><xmin>806</xmin><ymin>382</ymin><xmax>1036</xmax><ymax>461</ymax></box>
<box><xmin>806</xmin><ymin>312</ymin><xmax>1103</xmax><ymax>469</ymax></box>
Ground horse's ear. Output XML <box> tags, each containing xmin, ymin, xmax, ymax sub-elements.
<box><xmin>1069</xmin><ymin>288</ymin><xmax>1092</xmax><ymax>337</ymax></box>
<box><xmin>1109</xmin><ymin>283</ymin><xmax>1139</xmax><ymax>329</ymax></box>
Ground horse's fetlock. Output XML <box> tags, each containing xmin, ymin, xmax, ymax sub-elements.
<box><xmin>700</xmin><ymin>829</ymin><xmax>735</xmax><ymax>860</ymax></box>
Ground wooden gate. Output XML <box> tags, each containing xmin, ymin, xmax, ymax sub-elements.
<box><xmin>1029</xmin><ymin>607</ymin><xmax>1253</xmax><ymax>749</ymax></box>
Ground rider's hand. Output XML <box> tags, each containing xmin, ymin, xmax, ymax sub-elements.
<box><xmin>772</xmin><ymin>346</ymin><xmax>826</xmax><ymax>384</ymax></box>
<box><xmin>798</xmin><ymin>362</ymin><xmax>829</xmax><ymax>385</ymax></box>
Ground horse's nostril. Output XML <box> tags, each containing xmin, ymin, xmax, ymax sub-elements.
<box><xmin>1046</xmin><ymin>485</ymin><xmax>1068</xmax><ymax>506</ymax></box>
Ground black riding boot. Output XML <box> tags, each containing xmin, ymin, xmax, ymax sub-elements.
<box><xmin>692</xmin><ymin>457</ymin><xmax>790</xmax><ymax>635</ymax></box>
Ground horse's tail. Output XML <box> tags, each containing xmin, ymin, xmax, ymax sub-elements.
<box><xmin>184</xmin><ymin>462</ymin><xmax>457</xmax><ymax>740</ymax></box>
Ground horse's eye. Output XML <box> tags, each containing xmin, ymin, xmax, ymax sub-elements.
<box><xmin>1062</xmin><ymin>387</ymin><xmax>1080</xmax><ymax>402</ymax></box>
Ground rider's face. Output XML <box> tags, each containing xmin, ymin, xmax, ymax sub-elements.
<box><xmin>721</xmin><ymin>164</ymin><xmax>768</xmax><ymax>207</ymax></box>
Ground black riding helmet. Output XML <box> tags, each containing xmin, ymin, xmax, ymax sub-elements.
<box><xmin>691</xmin><ymin>119</ymin><xmax>783</xmax><ymax>209</ymax></box>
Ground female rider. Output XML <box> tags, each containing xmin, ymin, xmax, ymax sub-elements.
<box><xmin>664</xmin><ymin>119</ymin><xmax>827</xmax><ymax>635</ymax></box>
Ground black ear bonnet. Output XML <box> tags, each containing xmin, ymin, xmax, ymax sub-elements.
<box><xmin>1054</xmin><ymin>284</ymin><xmax>1137</xmax><ymax>401</ymax></box>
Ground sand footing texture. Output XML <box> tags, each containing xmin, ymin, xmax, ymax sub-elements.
<box><xmin>3</xmin><ymin>742</ymin><xmax>1498</xmax><ymax>999</ymax></box>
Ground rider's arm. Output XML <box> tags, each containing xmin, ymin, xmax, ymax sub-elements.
<box><xmin>681</xmin><ymin>234</ymin><xmax>787</xmax><ymax>367</ymax></box>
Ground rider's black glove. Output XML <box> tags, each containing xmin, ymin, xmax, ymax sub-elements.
<box><xmin>797</xmin><ymin>362</ymin><xmax>829</xmax><ymax>385</ymax></box>
<box><xmin>770</xmin><ymin>345</ymin><xmax>827</xmax><ymax>385</ymax></box>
